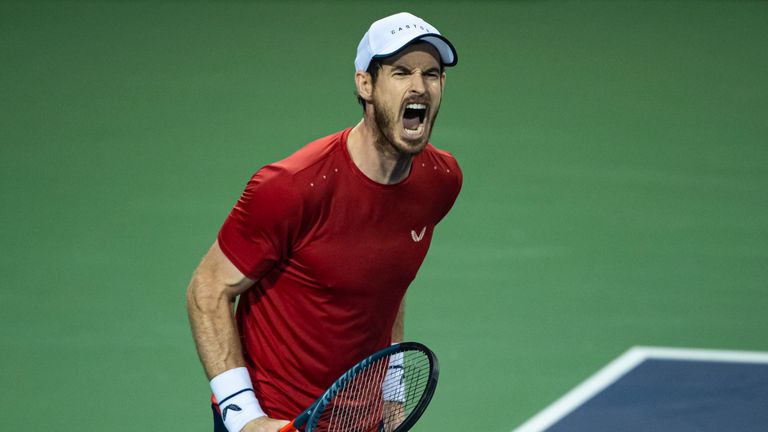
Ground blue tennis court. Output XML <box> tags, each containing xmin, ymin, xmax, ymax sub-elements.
<box><xmin>515</xmin><ymin>347</ymin><xmax>768</xmax><ymax>432</ymax></box>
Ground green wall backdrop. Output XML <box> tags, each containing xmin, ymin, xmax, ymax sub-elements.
<box><xmin>2</xmin><ymin>1</ymin><xmax>767</xmax><ymax>431</ymax></box>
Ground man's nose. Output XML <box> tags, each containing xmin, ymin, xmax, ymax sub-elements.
<box><xmin>408</xmin><ymin>72</ymin><xmax>426</xmax><ymax>94</ymax></box>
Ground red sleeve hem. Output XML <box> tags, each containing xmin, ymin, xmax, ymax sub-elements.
<box><xmin>217</xmin><ymin>229</ymin><xmax>260</xmax><ymax>280</ymax></box>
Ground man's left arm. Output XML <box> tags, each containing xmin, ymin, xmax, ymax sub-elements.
<box><xmin>383</xmin><ymin>297</ymin><xmax>407</xmax><ymax>430</ymax></box>
<box><xmin>391</xmin><ymin>297</ymin><xmax>405</xmax><ymax>343</ymax></box>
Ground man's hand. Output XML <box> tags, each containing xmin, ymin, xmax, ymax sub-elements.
<box><xmin>241</xmin><ymin>416</ymin><xmax>291</xmax><ymax>432</ymax></box>
<box><xmin>382</xmin><ymin>401</ymin><xmax>406</xmax><ymax>432</ymax></box>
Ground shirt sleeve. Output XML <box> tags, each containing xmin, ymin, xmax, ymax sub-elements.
<box><xmin>436</xmin><ymin>155</ymin><xmax>463</xmax><ymax>224</ymax></box>
<box><xmin>217</xmin><ymin>165</ymin><xmax>302</xmax><ymax>280</ymax></box>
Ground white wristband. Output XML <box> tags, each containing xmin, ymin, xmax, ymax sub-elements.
<box><xmin>211</xmin><ymin>367</ymin><xmax>267</xmax><ymax>432</ymax></box>
<box><xmin>382</xmin><ymin>351</ymin><xmax>406</xmax><ymax>402</ymax></box>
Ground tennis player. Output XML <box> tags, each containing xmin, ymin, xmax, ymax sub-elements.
<box><xmin>186</xmin><ymin>12</ymin><xmax>461</xmax><ymax>432</ymax></box>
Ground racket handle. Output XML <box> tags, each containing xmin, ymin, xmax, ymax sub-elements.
<box><xmin>278</xmin><ymin>419</ymin><xmax>296</xmax><ymax>432</ymax></box>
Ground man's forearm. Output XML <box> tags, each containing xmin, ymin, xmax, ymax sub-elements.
<box><xmin>391</xmin><ymin>298</ymin><xmax>405</xmax><ymax>343</ymax></box>
<box><xmin>187</xmin><ymin>271</ymin><xmax>246</xmax><ymax>379</ymax></box>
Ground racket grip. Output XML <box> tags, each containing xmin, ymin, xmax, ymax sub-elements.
<box><xmin>278</xmin><ymin>420</ymin><xmax>297</xmax><ymax>432</ymax></box>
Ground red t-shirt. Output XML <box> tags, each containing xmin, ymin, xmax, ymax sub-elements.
<box><xmin>217</xmin><ymin>128</ymin><xmax>462</xmax><ymax>419</ymax></box>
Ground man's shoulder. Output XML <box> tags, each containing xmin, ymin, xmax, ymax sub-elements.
<box><xmin>247</xmin><ymin>128</ymin><xmax>348</xmax><ymax>190</ymax></box>
<box><xmin>272</xmin><ymin>128</ymin><xmax>349</xmax><ymax>175</ymax></box>
<box><xmin>418</xmin><ymin>143</ymin><xmax>462</xmax><ymax>218</ymax></box>
<box><xmin>421</xmin><ymin>142</ymin><xmax>462</xmax><ymax>177</ymax></box>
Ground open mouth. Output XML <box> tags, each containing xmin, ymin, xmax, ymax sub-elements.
<box><xmin>402</xmin><ymin>103</ymin><xmax>427</xmax><ymax>136</ymax></box>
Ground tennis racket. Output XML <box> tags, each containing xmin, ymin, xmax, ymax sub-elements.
<box><xmin>278</xmin><ymin>342</ymin><xmax>439</xmax><ymax>432</ymax></box>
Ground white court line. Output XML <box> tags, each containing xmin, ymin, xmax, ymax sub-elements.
<box><xmin>512</xmin><ymin>346</ymin><xmax>768</xmax><ymax>432</ymax></box>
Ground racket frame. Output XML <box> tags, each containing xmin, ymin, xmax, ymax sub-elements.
<box><xmin>282</xmin><ymin>341</ymin><xmax>439</xmax><ymax>432</ymax></box>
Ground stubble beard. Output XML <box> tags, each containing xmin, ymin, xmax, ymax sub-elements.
<box><xmin>371</xmin><ymin>97</ymin><xmax>440</xmax><ymax>157</ymax></box>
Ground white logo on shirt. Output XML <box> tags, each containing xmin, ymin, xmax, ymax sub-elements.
<box><xmin>411</xmin><ymin>227</ymin><xmax>427</xmax><ymax>242</ymax></box>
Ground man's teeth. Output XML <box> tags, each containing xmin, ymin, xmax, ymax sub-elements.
<box><xmin>406</xmin><ymin>103</ymin><xmax>427</xmax><ymax>110</ymax></box>
<box><xmin>404</xmin><ymin>124</ymin><xmax>424</xmax><ymax>135</ymax></box>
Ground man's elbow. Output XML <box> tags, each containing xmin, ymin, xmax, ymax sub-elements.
<box><xmin>186</xmin><ymin>268</ymin><xmax>228</xmax><ymax>316</ymax></box>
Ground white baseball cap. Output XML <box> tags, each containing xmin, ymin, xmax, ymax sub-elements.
<box><xmin>355</xmin><ymin>12</ymin><xmax>458</xmax><ymax>72</ymax></box>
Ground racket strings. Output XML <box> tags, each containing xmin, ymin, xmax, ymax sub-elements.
<box><xmin>327</xmin><ymin>360</ymin><xmax>387</xmax><ymax>432</ymax></box>
<box><xmin>314</xmin><ymin>350</ymin><xmax>432</xmax><ymax>432</ymax></box>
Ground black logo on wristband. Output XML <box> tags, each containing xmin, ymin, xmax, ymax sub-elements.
<box><xmin>222</xmin><ymin>404</ymin><xmax>242</xmax><ymax>421</ymax></box>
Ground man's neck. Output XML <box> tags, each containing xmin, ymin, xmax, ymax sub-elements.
<box><xmin>347</xmin><ymin>119</ymin><xmax>413</xmax><ymax>185</ymax></box>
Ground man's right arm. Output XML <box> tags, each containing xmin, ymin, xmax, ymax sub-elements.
<box><xmin>186</xmin><ymin>240</ymin><xmax>288</xmax><ymax>432</ymax></box>
<box><xmin>187</xmin><ymin>240</ymin><xmax>253</xmax><ymax>378</ymax></box>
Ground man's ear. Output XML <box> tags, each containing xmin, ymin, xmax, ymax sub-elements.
<box><xmin>355</xmin><ymin>71</ymin><xmax>373</xmax><ymax>103</ymax></box>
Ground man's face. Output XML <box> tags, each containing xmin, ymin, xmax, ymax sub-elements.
<box><xmin>369</xmin><ymin>43</ymin><xmax>445</xmax><ymax>156</ymax></box>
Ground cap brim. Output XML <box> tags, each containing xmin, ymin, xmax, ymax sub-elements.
<box><xmin>373</xmin><ymin>33</ymin><xmax>458</xmax><ymax>67</ymax></box>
